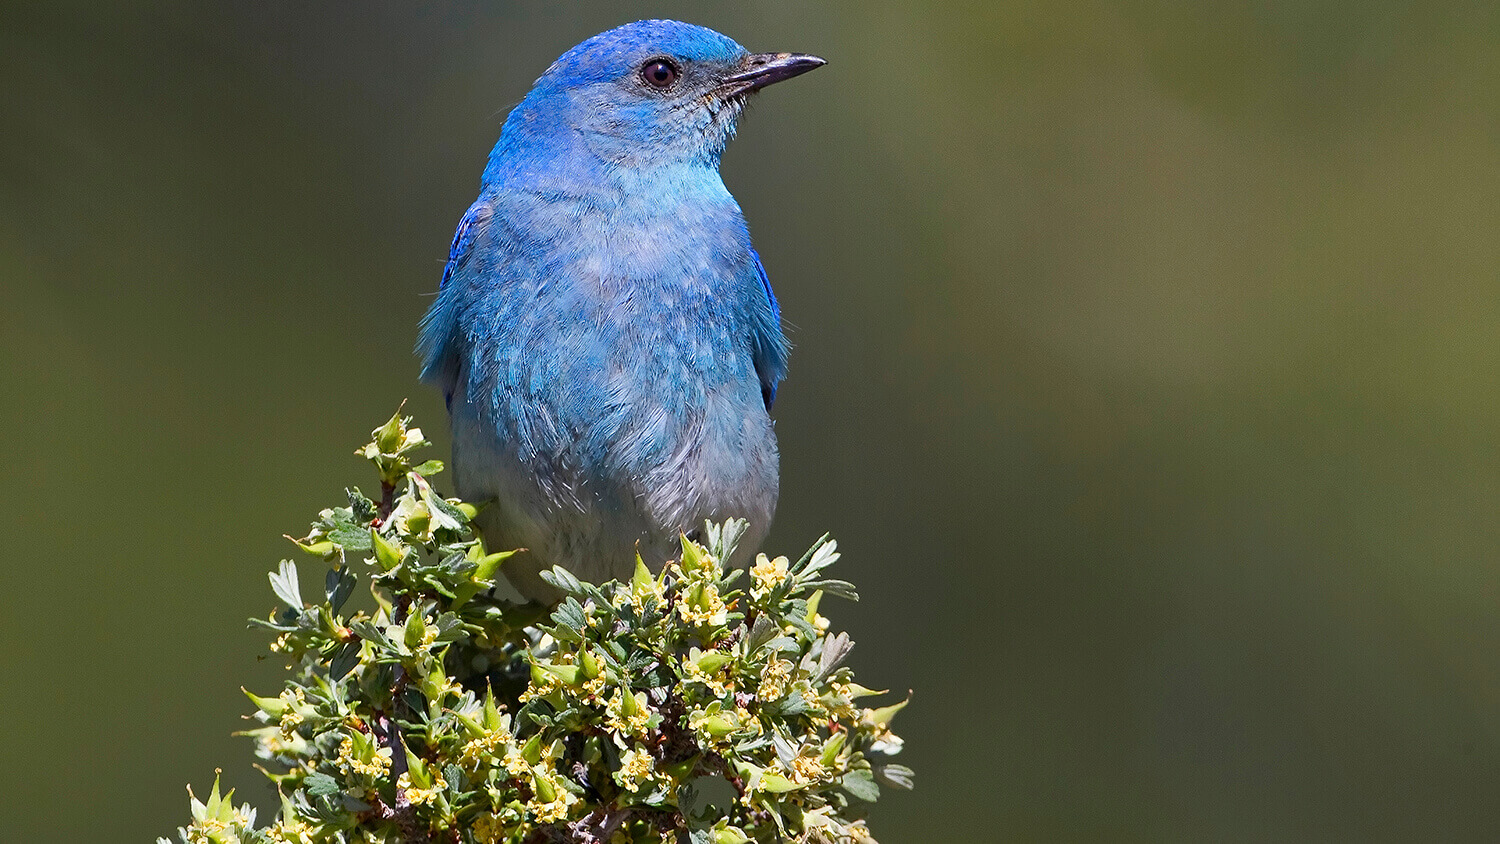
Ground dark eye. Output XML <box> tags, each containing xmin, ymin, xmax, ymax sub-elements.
<box><xmin>640</xmin><ymin>59</ymin><xmax>679</xmax><ymax>88</ymax></box>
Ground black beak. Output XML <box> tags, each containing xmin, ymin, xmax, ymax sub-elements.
<box><xmin>721</xmin><ymin>52</ymin><xmax>826</xmax><ymax>94</ymax></box>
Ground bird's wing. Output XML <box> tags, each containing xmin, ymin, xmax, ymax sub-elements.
<box><xmin>441</xmin><ymin>200</ymin><xmax>493</xmax><ymax>290</ymax></box>
<box><xmin>748</xmin><ymin>247</ymin><xmax>789</xmax><ymax>410</ymax></box>
<box><xmin>417</xmin><ymin>199</ymin><xmax>493</xmax><ymax>400</ymax></box>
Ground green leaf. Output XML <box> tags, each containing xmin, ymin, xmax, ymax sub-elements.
<box><xmin>472</xmin><ymin>550</ymin><xmax>514</xmax><ymax>585</ymax></box>
<box><xmin>305</xmin><ymin>772</ymin><xmax>341</xmax><ymax>798</ymax></box>
<box><xmin>329</xmin><ymin>641</ymin><xmax>361</xmax><ymax>681</ymax></box>
<box><xmin>707</xmin><ymin>518</ymin><xmax>748</xmax><ymax>562</ymax></box>
<box><xmin>269</xmin><ymin>560</ymin><xmax>302</xmax><ymax>610</ymax></box>
<box><xmin>326</xmin><ymin>516</ymin><xmax>373</xmax><ymax>552</ymax></box>
<box><xmin>803</xmin><ymin>578</ymin><xmax>859</xmax><ymax>602</ymax></box>
<box><xmin>747</xmin><ymin>614</ymin><xmax>779</xmax><ymax>653</ymax></box>
<box><xmin>791</xmin><ymin>533</ymin><xmax>832</xmax><ymax>574</ymax></box>
<box><xmin>347</xmin><ymin>487</ymin><xmax>377</xmax><ymax>524</ymax></box>
<box><xmin>839</xmin><ymin>768</ymin><xmax>881</xmax><ymax>802</ymax></box>
<box><xmin>553</xmin><ymin>598</ymin><xmax>587</xmax><ymax>632</ymax></box>
<box><xmin>876</xmin><ymin>763</ymin><xmax>915</xmax><ymax>791</ymax></box>
<box><xmin>411</xmin><ymin>459</ymin><xmax>445</xmax><ymax>477</ymax></box>
<box><xmin>814</xmin><ymin>632</ymin><xmax>854</xmax><ymax>683</ymax></box>
<box><xmin>539</xmin><ymin>565</ymin><xmax>584</xmax><ymax>597</ymax></box>
<box><xmin>349</xmin><ymin>619</ymin><xmax>395</xmax><ymax>652</ymax></box>
<box><xmin>325</xmin><ymin>566</ymin><xmax>357</xmax><ymax>613</ymax></box>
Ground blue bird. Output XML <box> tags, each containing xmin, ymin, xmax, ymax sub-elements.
<box><xmin>417</xmin><ymin>20</ymin><xmax>824</xmax><ymax>601</ymax></box>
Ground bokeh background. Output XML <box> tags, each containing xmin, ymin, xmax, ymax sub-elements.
<box><xmin>5</xmin><ymin>1</ymin><xmax>1500</xmax><ymax>840</ymax></box>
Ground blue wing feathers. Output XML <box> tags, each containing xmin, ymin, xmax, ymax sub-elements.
<box><xmin>418</xmin><ymin>200</ymin><xmax>492</xmax><ymax>392</ymax></box>
<box><xmin>748</xmin><ymin>247</ymin><xmax>788</xmax><ymax>410</ymax></box>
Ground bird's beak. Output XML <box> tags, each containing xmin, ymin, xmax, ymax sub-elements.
<box><xmin>721</xmin><ymin>52</ymin><xmax>826</xmax><ymax>94</ymax></box>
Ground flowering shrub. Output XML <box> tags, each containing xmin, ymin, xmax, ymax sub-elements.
<box><xmin>161</xmin><ymin>410</ymin><xmax>911</xmax><ymax>844</ymax></box>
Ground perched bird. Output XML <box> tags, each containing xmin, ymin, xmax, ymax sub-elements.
<box><xmin>417</xmin><ymin>20</ymin><xmax>824</xmax><ymax>601</ymax></box>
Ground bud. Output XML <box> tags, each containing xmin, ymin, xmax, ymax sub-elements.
<box><xmin>370</xmin><ymin>529</ymin><xmax>404</xmax><ymax>571</ymax></box>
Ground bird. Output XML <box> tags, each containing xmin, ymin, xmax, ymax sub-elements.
<box><xmin>416</xmin><ymin>20</ymin><xmax>824</xmax><ymax>601</ymax></box>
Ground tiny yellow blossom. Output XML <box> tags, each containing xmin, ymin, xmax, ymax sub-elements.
<box><xmin>750</xmin><ymin>554</ymin><xmax>790</xmax><ymax>596</ymax></box>
<box><xmin>277</xmin><ymin>688</ymin><xmax>307</xmax><ymax>737</ymax></box>
<box><xmin>184</xmin><ymin>819</ymin><xmax>230</xmax><ymax>844</ymax></box>
<box><xmin>336</xmin><ymin>736</ymin><xmax>393</xmax><ymax>779</ymax></box>
<box><xmin>605</xmin><ymin>688</ymin><xmax>652</xmax><ymax>737</ymax></box>
<box><xmin>527</xmin><ymin>769</ymin><xmax>578</xmax><ymax>823</ymax></box>
<box><xmin>397</xmin><ymin>769</ymin><xmax>448</xmax><ymax>805</ymax></box>
<box><xmin>677</xmin><ymin>582</ymin><xmax>728</xmax><ymax>627</ymax></box>
<box><xmin>681</xmin><ymin>656</ymin><xmax>732</xmax><ymax>697</ymax></box>
<box><xmin>267</xmin><ymin>818</ymin><xmax>316</xmax><ymax>844</ymax></box>
<box><xmin>789</xmin><ymin>753</ymin><xmax>826</xmax><ymax>784</ymax></box>
<box><xmin>520</xmin><ymin>670</ymin><xmax>560</xmax><ymax>702</ymax></box>
<box><xmin>502</xmin><ymin>750</ymin><xmax>531</xmax><ymax>778</ymax></box>
<box><xmin>471</xmin><ymin>812</ymin><xmax>506</xmax><ymax>844</ymax></box>
<box><xmin>458</xmin><ymin>726</ymin><xmax>513</xmax><ymax>770</ymax></box>
<box><xmin>615</xmin><ymin>747</ymin><xmax>654</xmax><ymax>793</ymax></box>
<box><xmin>580</xmin><ymin>672</ymin><xmax>607</xmax><ymax>701</ymax></box>
<box><xmin>758</xmin><ymin>659</ymin><xmax>793</xmax><ymax>702</ymax></box>
<box><xmin>735</xmin><ymin>705</ymin><xmax>762</xmax><ymax>736</ymax></box>
<box><xmin>869</xmin><ymin>727</ymin><xmax>904</xmax><ymax>755</ymax></box>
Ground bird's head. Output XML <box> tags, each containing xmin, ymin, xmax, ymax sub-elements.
<box><xmin>503</xmin><ymin>20</ymin><xmax>824</xmax><ymax>169</ymax></box>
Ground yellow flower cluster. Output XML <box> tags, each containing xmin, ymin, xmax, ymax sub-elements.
<box><xmin>266</xmin><ymin>817</ymin><xmax>315</xmax><ymax>844</ymax></box>
<box><xmin>758</xmin><ymin>659</ymin><xmax>793</xmax><ymax>702</ymax></box>
<box><xmin>459</xmin><ymin>726</ymin><xmax>513</xmax><ymax>770</ymax></box>
<box><xmin>526</xmin><ymin>766</ymin><xmax>578</xmax><ymax>823</ymax></box>
<box><xmin>335</xmin><ymin>736</ymin><xmax>392</xmax><ymax>779</ymax></box>
<box><xmin>470</xmin><ymin>812</ymin><xmax>506</xmax><ymax>844</ymax></box>
<box><xmin>629</xmin><ymin>575</ymin><xmax>665</xmax><ymax>612</ymax></box>
<box><xmin>277</xmin><ymin>688</ymin><xmax>307</xmax><ymax>738</ymax></box>
<box><xmin>676</xmin><ymin>581</ymin><xmax>728</xmax><ymax>627</ymax></box>
<box><xmin>750</xmin><ymin>554</ymin><xmax>790</xmax><ymax>596</ymax></box>
<box><xmin>604</xmin><ymin>688</ymin><xmax>652</xmax><ymax>738</ymax></box>
<box><xmin>680</xmin><ymin>655</ymin><xmax>733</xmax><ymax>697</ymax></box>
<box><xmin>519</xmin><ymin>670</ymin><xmax>559</xmax><ymax>702</ymax></box>
<box><xmin>580</xmin><ymin>671</ymin><xmax>607</xmax><ymax>701</ymax></box>
<box><xmin>396</xmin><ymin>769</ymin><xmax>448</xmax><ymax>806</ymax></box>
<box><xmin>502</xmin><ymin>750</ymin><xmax>531</xmax><ymax>779</ymax></box>
<box><xmin>184</xmin><ymin>818</ymin><xmax>230</xmax><ymax>844</ymax></box>
<box><xmin>788</xmin><ymin>753</ymin><xmax>826</xmax><ymax>784</ymax></box>
<box><xmin>615</xmin><ymin>747</ymin><xmax>654</xmax><ymax>793</ymax></box>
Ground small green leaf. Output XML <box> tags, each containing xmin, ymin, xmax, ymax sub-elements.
<box><xmin>866</xmin><ymin>692</ymin><xmax>911</xmax><ymax>729</ymax></box>
<box><xmin>305</xmin><ymin>772</ymin><xmax>340</xmax><ymax>798</ymax></box>
<box><xmin>876</xmin><ymin>763</ymin><xmax>915</xmax><ymax>791</ymax></box>
<box><xmin>269</xmin><ymin>561</ymin><xmax>302</xmax><ymax>610</ymax></box>
<box><xmin>472</xmin><ymin>550</ymin><xmax>515</xmax><ymax>584</ymax></box>
<box><xmin>325</xmin><ymin>566</ymin><xmax>357</xmax><ymax>613</ymax></box>
<box><xmin>839</xmin><ymin>768</ymin><xmax>881</xmax><ymax>802</ymax></box>
<box><xmin>411</xmin><ymin>459</ymin><xmax>445</xmax><ymax>477</ymax></box>
<box><xmin>539</xmin><ymin>565</ymin><xmax>584</xmax><ymax>596</ymax></box>
<box><xmin>329</xmin><ymin>641</ymin><xmax>361</xmax><ymax>681</ymax></box>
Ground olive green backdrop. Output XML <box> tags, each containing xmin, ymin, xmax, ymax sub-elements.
<box><xmin>6</xmin><ymin>1</ymin><xmax>1500</xmax><ymax>841</ymax></box>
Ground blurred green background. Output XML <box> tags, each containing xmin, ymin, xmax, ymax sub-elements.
<box><xmin>5</xmin><ymin>0</ymin><xmax>1500</xmax><ymax>840</ymax></box>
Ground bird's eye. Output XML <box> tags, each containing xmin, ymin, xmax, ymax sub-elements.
<box><xmin>640</xmin><ymin>59</ymin><xmax>679</xmax><ymax>88</ymax></box>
